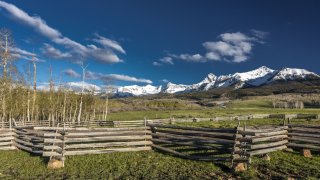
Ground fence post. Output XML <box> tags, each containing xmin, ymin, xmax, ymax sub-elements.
<box><xmin>62</xmin><ymin>122</ymin><xmax>66</xmax><ymax>167</ymax></box>
<box><xmin>144</xmin><ymin>117</ymin><xmax>147</xmax><ymax>147</ymax></box>
<box><xmin>232</xmin><ymin>122</ymin><xmax>249</xmax><ymax>172</ymax></box>
<box><xmin>232</xmin><ymin>122</ymin><xmax>250</xmax><ymax>172</ymax></box>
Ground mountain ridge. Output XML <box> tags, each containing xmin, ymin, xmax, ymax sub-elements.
<box><xmin>113</xmin><ymin>66</ymin><xmax>320</xmax><ymax>96</ymax></box>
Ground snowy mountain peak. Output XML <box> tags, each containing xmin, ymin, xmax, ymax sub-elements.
<box><xmin>233</xmin><ymin>66</ymin><xmax>275</xmax><ymax>81</ymax></box>
<box><xmin>163</xmin><ymin>82</ymin><xmax>189</xmax><ymax>94</ymax></box>
<box><xmin>116</xmin><ymin>84</ymin><xmax>161</xmax><ymax>96</ymax></box>
<box><xmin>112</xmin><ymin>66</ymin><xmax>319</xmax><ymax>96</ymax></box>
<box><xmin>273</xmin><ymin>67</ymin><xmax>320</xmax><ymax>80</ymax></box>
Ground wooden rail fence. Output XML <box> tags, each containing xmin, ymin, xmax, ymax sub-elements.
<box><xmin>14</xmin><ymin>127</ymin><xmax>44</xmax><ymax>155</ymax></box>
<box><xmin>148</xmin><ymin>123</ymin><xmax>237</xmax><ymax>162</ymax></box>
<box><xmin>0</xmin><ymin>129</ymin><xmax>15</xmax><ymax>150</ymax></box>
<box><xmin>235</xmin><ymin>126</ymin><xmax>288</xmax><ymax>165</ymax></box>
<box><xmin>287</xmin><ymin>124</ymin><xmax>320</xmax><ymax>151</ymax></box>
<box><xmin>41</xmin><ymin>126</ymin><xmax>152</xmax><ymax>158</ymax></box>
<box><xmin>1</xmin><ymin>122</ymin><xmax>320</xmax><ymax>170</ymax></box>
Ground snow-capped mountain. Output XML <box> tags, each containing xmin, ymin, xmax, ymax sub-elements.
<box><xmin>272</xmin><ymin>68</ymin><xmax>319</xmax><ymax>81</ymax></box>
<box><xmin>37</xmin><ymin>81</ymin><xmax>101</xmax><ymax>93</ymax></box>
<box><xmin>162</xmin><ymin>82</ymin><xmax>191</xmax><ymax>94</ymax></box>
<box><xmin>112</xmin><ymin>66</ymin><xmax>320</xmax><ymax>96</ymax></box>
<box><xmin>115</xmin><ymin>85</ymin><xmax>162</xmax><ymax>96</ymax></box>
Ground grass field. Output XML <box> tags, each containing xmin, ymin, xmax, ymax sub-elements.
<box><xmin>1</xmin><ymin>149</ymin><xmax>319</xmax><ymax>179</ymax></box>
<box><xmin>1</xmin><ymin>118</ymin><xmax>320</xmax><ymax>179</ymax></box>
<box><xmin>107</xmin><ymin>108</ymin><xmax>320</xmax><ymax>121</ymax></box>
<box><xmin>1</xmin><ymin>98</ymin><xmax>320</xmax><ymax>179</ymax></box>
<box><xmin>177</xmin><ymin>118</ymin><xmax>320</xmax><ymax>128</ymax></box>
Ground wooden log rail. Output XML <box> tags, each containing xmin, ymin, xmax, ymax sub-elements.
<box><xmin>287</xmin><ymin>124</ymin><xmax>320</xmax><ymax>151</ymax></box>
<box><xmin>0</xmin><ymin>129</ymin><xmax>15</xmax><ymax>150</ymax></box>
<box><xmin>148</xmin><ymin>123</ymin><xmax>237</xmax><ymax>162</ymax></box>
<box><xmin>42</xmin><ymin>126</ymin><xmax>152</xmax><ymax>157</ymax></box>
<box><xmin>235</xmin><ymin>126</ymin><xmax>288</xmax><ymax>157</ymax></box>
<box><xmin>1</xmin><ymin>123</ymin><xmax>319</xmax><ymax>171</ymax></box>
<box><xmin>13</xmin><ymin>127</ymin><xmax>45</xmax><ymax>154</ymax></box>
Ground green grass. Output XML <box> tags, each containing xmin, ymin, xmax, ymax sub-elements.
<box><xmin>107</xmin><ymin>108</ymin><xmax>320</xmax><ymax>121</ymax></box>
<box><xmin>176</xmin><ymin>118</ymin><xmax>320</xmax><ymax>128</ymax></box>
<box><xmin>241</xmin><ymin>151</ymin><xmax>320</xmax><ymax>179</ymax></box>
<box><xmin>1</xmin><ymin>106</ymin><xmax>320</xmax><ymax>179</ymax></box>
<box><xmin>0</xmin><ymin>150</ymin><xmax>228</xmax><ymax>179</ymax></box>
<box><xmin>1</xmin><ymin>149</ymin><xmax>320</xmax><ymax>179</ymax></box>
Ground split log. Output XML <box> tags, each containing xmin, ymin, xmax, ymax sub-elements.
<box><xmin>151</xmin><ymin>132</ymin><xmax>234</xmax><ymax>145</ymax></box>
<box><xmin>288</xmin><ymin>137</ymin><xmax>320</xmax><ymax>145</ymax></box>
<box><xmin>64</xmin><ymin>141</ymin><xmax>152</xmax><ymax>149</ymax></box>
<box><xmin>64</xmin><ymin>146</ymin><xmax>151</xmax><ymax>156</ymax></box>
<box><xmin>248</xmin><ymin>145</ymin><xmax>287</xmax><ymax>156</ymax></box>
<box><xmin>148</xmin><ymin>123</ymin><xmax>236</xmax><ymax>133</ymax></box>
<box><xmin>287</xmin><ymin>143</ymin><xmax>320</xmax><ymax>150</ymax></box>
<box><xmin>152</xmin><ymin>144</ymin><xmax>230</xmax><ymax>161</ymax></box>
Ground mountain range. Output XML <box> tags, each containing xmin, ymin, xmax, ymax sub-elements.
<box><xmin>113</xmin><ymin>66</ymin><xmax>320</xmax><ymax>96</ymax></box>
<box><xmin>38</xmin><ymin>66</ymin><xmax>320</xmax><ymax>96</ymax></box>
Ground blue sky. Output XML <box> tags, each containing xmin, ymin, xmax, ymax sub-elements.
<box><xmin>1</xmin><ymin>0</ymin><xmax>320</xmax><ymax>87</ymax></box>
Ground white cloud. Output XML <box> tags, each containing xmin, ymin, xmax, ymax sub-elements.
<box><xmin>161</xmin><ymin>79</ymin><xmax>169</xmax><ymax>83</ymax></box>
<box><xmin>86</xmin><ymin>71</ymin><xmax>152</xmax><ymax>84</ymax></box>
<box><xmin>41</xmin><ymin>43</ymin><xmax>72</xmax><ymax>59</ymax></box>
<box><xmin>177</xmin><ymin>53</ymin><xmax>204</xmax><ymax>62</ymax></box>
<box><xmin>63</xmin><ymin>69</ymin><xmax>81</xmax><ymax>78</ymax></box>
<box><xmin>92</xmin><ymin>34</ymin><xmax>126</xmax><ymax>54</ymax></box>
<box><xmin>152</xmin><ymin>56</ymin><xmax>174</xmax><ymax>66</ymax></box>
<box><xmin>10</xmin><ymin>47</ymin><xmax>45</xmax><ymax>62</ymax></box>
<box><xmin>168</xmin><ymin>53</ymin><xmax>205</xmax><ymax>62</ymax></box>
<box><xmin>159</xmin><ymin>57</ymin><xmax>173</xmax><ymax>65</ymax></box>
<box><xmin>251</xmin><ymin>29</ymin><xmax>269</xmax><ymax>39</ymax></box>
<box><xmin>219</xmin><ymin>32</ymin><xmax>250</xmax><ymax>43</ymax></box>
<box><xmin>159</xmin><ymin>30</ymin><xmax>267</xmax><ymax>64</ymax></box>
<box><xmin>0</xmin><ymin>1</ymin><xmax>124</xmax><ymax>64</ymax></box>
<box><xmin>203</xmin><ymin>35</ymin><xmax>253</xmax><ymax>63</ymax></box>
<box><xmin>11</xmin><ymin>47</ymin><xmax>35</xmax><ymax>57</ymax></box>
<box><xmin>152</xmin><ymin>61</ymin><xmax>162</xmax><ymax>66</ymax></box>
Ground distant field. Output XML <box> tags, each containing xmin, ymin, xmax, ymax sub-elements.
<box><xmin>177</xmin><ymin>118</ymin><xmax>320</xmax><ymax>128</ymax></box>
<box><xmin>107</xmin><ymin>108</ymin><xmax>320</xmax><ymax>121</ymax></box>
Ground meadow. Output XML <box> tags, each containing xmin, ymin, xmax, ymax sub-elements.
<box><xmin>1</xmin><ymin>116</ymin><xmax>320</xmax><ymax>179</ymax></box>
<box><xmin>1</xmin><ymin>96</ymin><xmax>320</xmax><ymax>179</ymax></box>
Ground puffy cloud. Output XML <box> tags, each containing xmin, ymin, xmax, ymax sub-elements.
<box><xmin>176</xmin><ymin>53</ymin><xmax>204</xmax><ymax>62</ymax></box>
<box><xmin>0</xmin><ymin>1</ymin><xmax>124</xmax><ymax>64</ymax></box>
<box><xmin>202</xmin><ymin>32</ymin><xmax>255</xmax><ymax>63</ymax></box>
<box><xmin>86</xmin><ymin>71</ymin><xmax>152</xmax><ymax>84</ymax></box>
<box><xmin>159</xmin><ymin>30</ymin><xmax>267</xmax><ymax>64</ymax></box>
<box><xmin>63</xmin><ymin>69</ymin><xmax>81</xmax><ymax>78</ymax></box>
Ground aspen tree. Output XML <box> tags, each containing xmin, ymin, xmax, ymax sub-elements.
<box><xmin>77</xmin><ymin>62</ymin><xmax>88</xmax><ymax>125</ymax></box>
